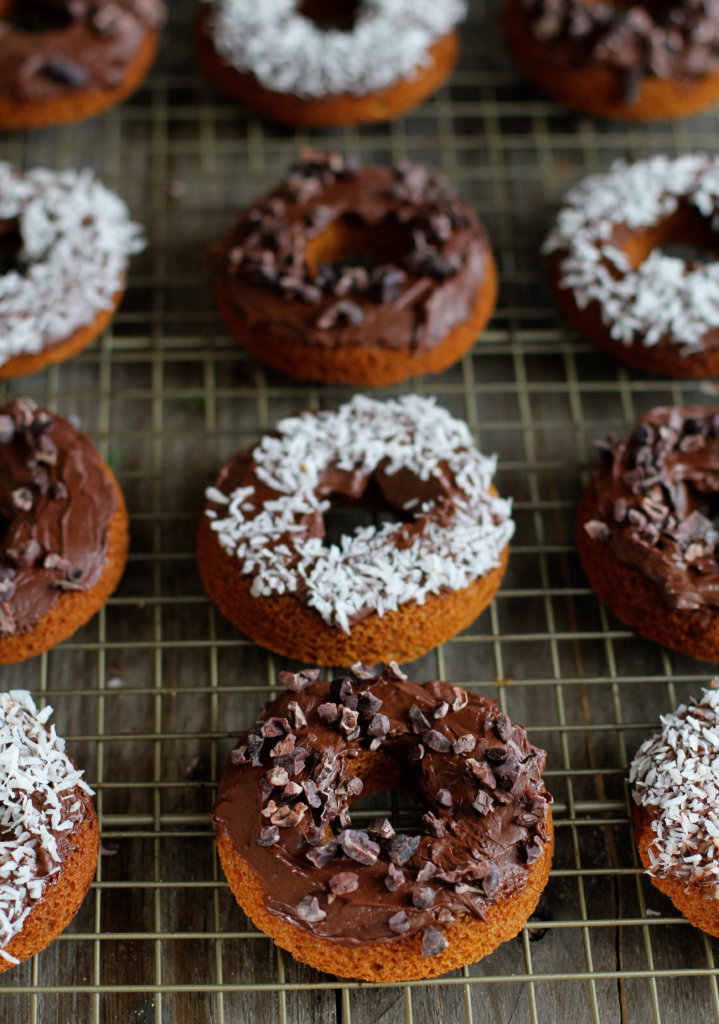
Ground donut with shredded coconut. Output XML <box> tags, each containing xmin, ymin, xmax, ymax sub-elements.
<box><xmin>503</xmin><ymin>0</ymin><xmax>719</xmax><ymax>120</ymax></box>
<box><xmin>545</xmin><ymin>154</ymin><xmax>719</xmax><ymax>378</ymax></box>
<box><xmin>198</xmin><ymin>395</ymin><xmax>514</xmax><ymax>666</ymax></box>
<box><xmin>195</xmin><ymin>0</ymin><xmax>466</xmax><ymax>126</ymax></box>
<box><xmin>631</xmin><ymin>683</ymin><xmax>719</xmax><ymax>937</ymax></box>
<box><xmin>209</xmin><ymin>152</ymin><xmax>498</xmax><ymax>387</ymax></box>
<box><xmin>0</xmin><ymin>0</ymin><xmax>165</xmax><ymax>132</ymax></box>
<box><xmin>0</xmin><ymin>689</ymin><xmax>98</xmax><ymax>971</ymax></box>
<box><xmin>0</xmin><ymin>161</ymin><xmax>145</xmax><ymax>379</ymax></box>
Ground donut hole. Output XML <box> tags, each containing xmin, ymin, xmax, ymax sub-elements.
<box><xmin>0</xmin><ymin>222</ymin><xmax>22</xmax><ymax>277</ymax></box>
<box><xmin>297</xmin><ymin>0</ymin><xmax>361</xmax><ymax>32</ymax></box>
<box><xmin>1</xmin><ymin>1</ymin><xmax>73</xmax><ymax>31</ymax></box>
<box><xmin>347</xmin><ymin>787</ymin><xmax>425</xmax><ymax>833</ymax></box>
<box><xmin>304</xmin><ymin>215</ymin><xmax>414</xmax><ymax>279</ymax></box>
<box><xmin>320</xmin><ymin>478</ymin><xmax>414</xmax><ymax>550</ymax></box>
<box><xmin>621</xmin><ymin>207</ymin><xmax>719</xmax><ymax>272</ymax></box>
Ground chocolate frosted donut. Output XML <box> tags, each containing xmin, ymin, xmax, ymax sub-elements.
<box><xmin>214</xmin><ymin>663</ymin><xmax>554</xmax><ymax>982</ymax></box>
<box><xmin>578</xmin><ymin>405</ymin><xmax>719</xmax><ymax>661</ymax></box>
<box><xmin>503</xmin><ymin>0</ymin><xmax>719</xmax><ymax>120</ymax></box>
<box><xmin>0</xmin><ymin>689</ymin><xmax>98</xmax><ymax>970</ymax></box>
<box><xmin>631</xmin><ymin>683</ymin><xmax>719</xmax><ymax>937</ymax></box>
<box><xmin>198</xmin><ymin>394</ymin><xmax>514</xmax><ymax>665</ymax></box>
<box><xmin>0</xmin><ymin>398</ymin><xmax>129</xmax><ymax>664</ymax></box>
<box><xmin>0</xmin><ymin>0</ymin><xmax>165</xmax><ymax>131</ymax></box>
<box><xmin>196</xmin><ymin>0</ymin><xmax>465</xmax><ymax>127</ymax></box>
<box><xmin>545</xmin><ymin>155</ymin><xmax>719</xmax><ymax>378</ymax></box>
<box><xmin>210</xmin><ymin>152</ymin><xmax>497</xmax><ymax>386</ymax></box>
<box><xmin>0</xmin><ymin>162</ymin><xmax>145</xmax><ymax>379</ymax></box>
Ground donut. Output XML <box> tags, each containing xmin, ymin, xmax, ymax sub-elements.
<box><xmin>630</xmin><ymin>682</ymin><xmax>719</xmax><ymax>937</ymax></box>
<box><xmin>0</xmin><ymin>397</ymin><xmax>129</xmax><ymax>664</ymax></box>
<box><xmin>198</xmin><ymin>394</ymin><xmax>514</xmax><ymax>666</ymax></box>
<box><xmin>544</xmin><ymin>155</ymin><xmax>719</xmax><ymax>378</ymax></box>
<box><xmin>503</xmin><ymin>0</ymin><xmax>719</xmax><ymax>121</ymax></box>
<box><xmin>0</xmin><ymin>162</ymin><xmax>145</xmax><ymax>380</ymax></box>
<box><xmin>209</xmin><ymin>152</ymin><xmax>497</xmax><ymax>387</ymax></box>
<box><xmin>0</xmin><ymin>689</ymin><xmax>98</xmax><ymax>970</ymax></box>
<box><xmin>213</xmin><ymin>663</ymin><xmax>554</xmax><ymax>982</ymax></box>
<box><xmin>195</xmin><ymin>0</ymin><xmax>465</xmax><ymax>127</ymax></box>
<box><xmin>576</xmin><ymin>405</ymin><xmax>719</xmax><ymax>662</ymax></box>
<box><xmin>0</xmin><ymin>0</ymin><xmax>165</xmax><ymax>132</ymax></box>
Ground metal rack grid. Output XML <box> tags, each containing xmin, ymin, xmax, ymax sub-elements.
<box><xmin>2</xmin><ymin>1</ymin><xmax>719</xmax><ymax>1020</ymax></box>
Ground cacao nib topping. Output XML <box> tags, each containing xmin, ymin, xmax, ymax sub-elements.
<box><xmin>385</xmin><ymin>863</ymin><xmax>405</xmax><ymax>891</ymax></box>
<box><xmin>385</xmin><ymin>661</ymin><xmax>408</xmax><ymax>681</ymax></box>
<box><xmin>294</xmin><ymin>895</ymin><xmax>327</xmax><ymax>923</ymax></box>
<box><xmin>422</xmin><ymin>927</ymin><xmax>449</xmax><ymax>957</ymax></box>
<box><xmin>214</xmin><ymin>666</ymin><xmax>551</xmax><ymax>946</ymax></box>
<box><xmin>257</xmin><ymin>826</ymin><xmax>280</xmax><ymax>847</ymax></box>
<box><xmin>451</xmin><ymin>687</ymin><xmax>468</xmax><ymax>711</ymax></box>
<box><xmin>330</xmin><ymin>676</ymin><xmax>354</xmax><ymax>704</ymax></box>
<box><xmin>486</xmin><ymin>745</ymin><xmax>508</xmax><ymax>764</ymax></box>
<box><xmin>350</xmin><ymin>662</ymin><xmax>377</xmax><ymax>681</ymax></box>
<box><xmin>433</xmin><ymin>701</ymin><xmax>450</xmax><ymax>719</ymax></box>
<box><xmin>388</xmin><ymin>910</ymin><xmax>411</xmax><ymax>934</ymax></box>
<box><xmin>337</xmin><ymin>829</ymin><xmax>380</xmax><ymax>865</ymax></box>
<box><xmin>453</xmin><ymin>734</ymin><xmax>476</xmax><ymax>755</ymax></box>
<box><xmin>278</xmin><ymin>668</ymin><xmax>321</xmax><ymax>692</ymax></box>
<box><xmin>329</xmin><ymin>871</ymin><xmax>359</xmax><ymax>895</ymax></box>
<box><xmin>368</xmin><ymin>817</ymin><xmax>395</xmax><ymax>841</ymax></box>
<box><xmin>387</xmin><ymin>834</ymin><xmax>421</xmax><ymax>866</ymax></box>
<box><xmin>317</xmin><ymin>702</ymin><xmax>341</xmax><ymax>724</ymax></box>
<box><xmin>409</xmin><ymin>705</ymin><xmax>431</xmax><ymax>734</ymax></box>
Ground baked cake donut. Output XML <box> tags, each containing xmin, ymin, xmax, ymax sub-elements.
<box><xmin>0</xmin><ymin>162</ymin><xmax>145</xmax><ymax>380</ymax></box>
<box><xmin>503</xmin><ymin>0</ymin><xmax>719</xmax><ymax>120</ymax></box>
<box><xmin>199</xmin><ymin>395</ymin><xmax>514</xmax><ymax>666</ymax></box>
<box><xmin>545</xmin><ymin>155</ymin><xmax>719</xmax><ymax>378</ymax></box>
<box><xmin>214</xmin><ymin>663</ymin><xmax>554</xmax><ymax>982</ymax></box>
<box><xmin>631</xmin><ymin>683</ymin><xmax>719</xmax><ymax>937</ymax></box>
<box><xmin>210</xmin><ymin>152</ymin><xmax>497</xmax><ymax>387</ymax></box>
<box><xmin>0</xmin><ymin>397</ymin><xmax>129</xmax><ymax>664</ymax></box>
<box><xmin>0</xmin><ymin>689</ymin><xmax>98</xmax><ymax>970</ymax></box>
<box><xmin>0</xmin><ymin>0</ymin><xmax>166</xmax><ymax>132</ymax></box>
<box><xmin>196</xmin><ymin>0</ymin><xmax>466</xmax><ymax>127</ymax></box>
<box><xmin>577</xmin><ymin>405</ymin><xmax>719</xmax><ymax>661</ymax></box>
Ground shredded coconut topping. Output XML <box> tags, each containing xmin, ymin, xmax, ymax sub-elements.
<box><xmin>202</xmin><ymin>0</ymin><xmax>466</xmax><ymax>99</ymax></box>
<box><xmin>0</xmin><ymin>162</ymin><xmax>145</xmax><ymax>367</ymax></box>
<box><xmin>0</xmin><ymin>690</ymin><xmax>92</xmax><ymax>962</ymax></box>
<box><xmin>205</xmin><ymin>395</ymin><xmax>514</xmax><ymax>633</ymax></box>
<box><xmin>544</xmin><ymin>154</ymin><xmax>719</xmax><ymax>354</ymax></box>
<box><xmin>631</xmin><ymin>684</ymin><xmax>719</xmax><ymax>895</ymax></box>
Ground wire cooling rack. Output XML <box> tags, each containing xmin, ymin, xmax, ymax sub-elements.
<box><xmin>2</xmin><ymin>1</ymin><xmax>719</xmax><ymax>1021</ymax></box>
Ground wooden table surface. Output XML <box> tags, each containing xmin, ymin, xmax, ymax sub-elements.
<box><xmin>1</xmin><ymin>1</ymin><xmax>718</xmax><ymax>1021</ymax></box>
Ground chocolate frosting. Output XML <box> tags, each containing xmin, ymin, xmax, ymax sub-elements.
<box><xmin>213</xmin><ymin>664</ymin><xmax>551</xmax><ymax>948</ymax></box>
<box><xmin>582</xmin><ymin>406</ymin><xmax>719</xmax><ymax>613</ymax></box>
<box><xmin>0</xmin><ymin>398</ymin><xmax>118</xmax><ymax>637</ymax></box>
<box><xmin>211</xmin><ymin>151</ymin><xmax>490</xmax><ymax>355</ymax></box>
<box><xmin>0</xmin><ymin>0</ymin><xmax>165</xmax><ymax>102</ymax></box>
<box><xmin>521</xmin><ymin>0</ymin><xmax>719</xmax><ymax>101</ymax></box>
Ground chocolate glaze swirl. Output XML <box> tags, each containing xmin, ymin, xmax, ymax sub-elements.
<box><xmin>0</xmin><ymin>398</ymin><xmax>118</xmax><ymax>637</ymax></box>
<box><xmin>210</xmin><ymin>151</ymin><xmax>490</xmax><ymax>355</ymax></box>
<box><xmin>521</xmin><ymin>0</ymin><xmax>719</xmax><ymax>102</ymax></box>
<box><xmin>582</xmin><ymin>406</ymin><xmax>719</xmax><ymax>613</ymax></box>
<box><xmin>213</xmin><ymin>664</ymin><xmax>551</xmax><ymax>947</ymax></box>
<box><xmin>0</xmin><ymin>0</ymin><xmax>165</xmax><ymax>102</ymax></box>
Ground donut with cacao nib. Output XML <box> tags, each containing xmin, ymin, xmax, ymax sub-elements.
<box><xmin>631</xmin><ymin>683</ymin><xmax>719</xmax><ymax>937</ymax></box>
<box><xmin>0</xmin><ymin>398</ymin><xmax>129</xmax><ymax>664</ymax></box>
<box><xmin>196</xmin><ymin>0</ymin><xmax>465</xmax><ymax>127</ymax></box>
<box><xmin>577</xmin><ymin>405</ymin><xmax>719</xmax><ymax>661</ymax></box>
<box><xmin>0</xmin><ymin>0</ymin><xmax>165</xmax><ymax>131</ymax></box>
<box><xmin>545</xmin><ymin>155</ymin><xmax>719</xmax><ymax>378</ymax></box>
<box><xmin>198</xmin><ymin>394</ymin><xmax>514</xmax><ymax>666</ymax></box>
<box><xmin>0</xmin><ymin>690</ymin><xmax>99</xmax><ymax>971</ymax></box>
<box><xmin>213</xmin><ymin>663</ymin><xmax>554</xmax><ymax>982</ymax></box>
<box><xmin>209</xmin><ymin>152</ymin><xmax>497</xmax><ymax>387</ymax></box>
<box><xmin>0</xmin><ymin>162</ymin><xmax>145</xmax><ymax>380</ymax></box>
<box><xmin>503</xmin><ymin>0</ymin><xmax>719</xmax><ymax>120</ymax></box>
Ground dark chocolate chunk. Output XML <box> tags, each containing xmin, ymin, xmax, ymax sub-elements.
<box><xmin>413</xmin><ymin>887</ymin><xmax>436</xmax><ymax>910</ymax></box>
<box><xmin>329</xmin><ymin>871</ymin><xmax>359</xmax><ymax>895</ymax></box>
<box><xmin>385</xmin><ymin>661</ymin><xmax>408</xmax><ymax>681</ymax></box>
<box><xmin>385</xmin><ymin>863</ymin><xmax>405</xmax><ymax>891</ymax></box>
<box><xmin>451</xmin><ymin>687</ymin><xmax>468</xmax><ymax>711</ymax></box>
<box><xmin>495</xmin><ymin>714</ymin><xmax>512</xmax><ymax>742</ymax></box>
<box><xmin>387</xmin><ymin>834</ymin><xmax>420</xmax><ymax>866</ymax></box>
<box><xmin>409</xmin><ymin>705</ymin><xmax>431</xmax><ymax>734</ymax></box>
<box><xmin>301</xmin><ymin>778</ymin><xmax>322</xmax><ymax>808</ymax></box>
<box><xmin>367</xmin><ymin>713</ymin><xmax>390</xmax><ymax>738</ymax></box>
<box><xmin>436</xmin><ymin>788</ymin><xmax>452</xmax><ymax>808</ymax></box>
<box><xmin>270</xmin><ymin>734</ymin><xmax>296</xmax><ymax>757</ymax></box>
<box><xmin>337</xmin><ymin>829</ymin><xmax>380</xmax><ymax>865</ymax></box>
<box><xmin>357</xmin><ymin>690</ymin><xmax>383</xmax><ymax>718</ymax></box>
<box><xmin>257</xmin><ymin>826</ymin><xmax>280</xmax><ymax>847</ymax></box>
<box><xmin>274</xmin><ymin>747</ymin><xmax>309</xmax><ymax>775</ymax></box>
<box><xmin>262</xmin><ymin>716</ymin><xmax>291</xmax><ymax>738</ymax></box>
<box><xmin>317</xmin><ymin>702</ymin><xmax>341</xmax><ymax>724</ymax></box>
<box><xmin>433</xmin><ymin>701</ymin><xmax>450</xmax><ymax>719</ymax></box>
<box><xmin>422</xmin><ymin>812</ymin><xmax>445</xmax><ymax>838</ymax></box>
<box><xmin>278</xmin><ymin>668</ymin><xmax>320</xmax><ymax>692</ymax></box>
<box><xmin>453</xmin><ymin>734</ymin><xmax>476</xmax><ymax>755</ymax></box>
<box><xmin>485</xmin><ymin>745</ymin><xmax>508</xmax><ymax>764</ymax></box>
<box><xmin>340</xmin><ymin>706</ymin><xmax>360</xmax><ymax>735</ymax></box>
<box><xmin>306</xmin><ymin>840</ymin><xmax>338</xmax><ymax>868</ymax></box>
<box><xmin>350</xmin><ymin>662</ymin><xmax>377</xmax><ymax>681</ymax></box>
<box><xmin>472</xmin><ymin>791</ymin><xmax>494</xmax><ymax>816</ymax></box>
<box><xmin>329</xmin><ymin>676</ymin><xmax>354</xmax><ymax>703</ymax></box>
<box><xmin>416</xmin><ymin>862</ymin><xmax>437</xmax><ymax>884</ymax></box>
<box><xmin>421</xmin><ymin>927</ymin><xmax>449</xmax><ymax>957</ymax></box>
<box><xmin>494</xmin><ymin>754</ymin><xmax>523</xmax><ymax>791</ymax></box>
<box><xmin>423</xmin><ymin>729</ymin><xmax>451</xmax><ymax>753</ymax></box>
<box><xmin>388</xmin><ymin>910</ymin><xmax>411</xmax><ymax>934</ymax></box>
<box><xmin>368</xmin><ymin>817</ymin><xmax>395</xmax><ymax>841</ymax></box>
<box><xmin>294</xmin><ymin>895</ymin><xmax>327</xmax><ymax>923</ymax></box>
<box><xmin>287</xmin><ymin>701</ymin><xmax>308</xmax><ymax>729</ymax></box>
